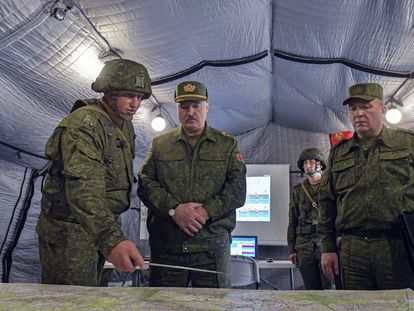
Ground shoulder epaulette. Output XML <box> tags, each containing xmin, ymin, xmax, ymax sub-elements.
<box><xmin>211</xmin><ymin>127</ymin><xmax>235</xmax><ymax>140</ymax></box>
<box><xmin>394</xmin><ymin>127</ymin><xmax>414</xmax><ymax>136</ymax></box>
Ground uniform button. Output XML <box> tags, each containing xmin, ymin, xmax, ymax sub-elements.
<box><xmin>183</xmin><ymin>246</ymin><xmax>188</xmax><ymax>252</ymax></box>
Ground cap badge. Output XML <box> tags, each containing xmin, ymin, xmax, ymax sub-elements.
<box><xmin>183</xmin><ymin>83</ymin><xmax>196</xmax><ymax>93</ymax></box>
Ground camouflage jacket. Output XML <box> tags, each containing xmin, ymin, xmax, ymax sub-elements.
<box><xmin>137</xmin><ymin>123</ymin><xmax>247</xmax><ymax>253</ymax></box>
<box><xmin>287</xmin><ymin>179</ymin><xmax>320</xmax><ymax>254</ymax></box>
<box><xmin>36</xmin><ymin>99</ymin><xmax>135</xmax><ymax>257</ymax></box>
<box><xmin>318</xmin><ymin>126</ymin><xmax>414</xmax><ymax>253</ymax></box>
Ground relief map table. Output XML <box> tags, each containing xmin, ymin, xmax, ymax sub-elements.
<box><xmin>1</xmin><ymin>283</ymin><xmax>413</xmax><ymax>310</ymax></box>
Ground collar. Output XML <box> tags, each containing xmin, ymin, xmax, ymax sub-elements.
<box><xmin>171</xmin><ymin>122</ymin><xmax>217</xmax><ymax>143</ymax></box>
<box><xmin>338</xmin><ymin>125</ymin><xmax>393</xmax><ymax>156</ymax></box>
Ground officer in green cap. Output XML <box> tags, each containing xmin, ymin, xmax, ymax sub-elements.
<box><xmin>287</xmin><ymin>148</ymin><xmax>331</xmax><ymax>290</ymax></box>
<box><xmin>36</xmin><ymin>59</ymin><xmax>152</xmax><ymax>286</ymax></box>
<box><xmin>138</xmin><ymin>80</ymin><xmax>246</xmax><ymax>288</ymax></box>
<box><xmin>318</xmin><ymin>82</ymin><xmax>414</xmax><ymax>289</ymax></box>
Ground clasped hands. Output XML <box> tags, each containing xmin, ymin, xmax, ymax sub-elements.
<box><xmin>171</xmin><ymin>202</ymin><xmax>210</xmax><ymax>236</ymax></box>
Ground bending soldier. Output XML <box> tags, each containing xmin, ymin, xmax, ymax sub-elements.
<box><xmin>36</xmin><ymin>59</ymin><xmax>151</xmax><ymax>286</ymax></box>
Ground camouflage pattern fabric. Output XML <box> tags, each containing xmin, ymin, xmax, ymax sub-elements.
<box><xmin>288</xmin><ymin>180</ymin><xmax>331</xmax><ymax>289</ymax></box>
<box><xmin>37</xmin><ymin>215</ymin><xmax>106</xmax><ymax>286</ymax></box>
<box><xmin>149</xmin><ymin>237</ymin><xmax>231</xmax><ymax>288</ymax></box>
<box><xmin>138</xmin><ymin>123</ymin><xmax>246</xmax><ymax>287</ymax></box>
<box><xmin>36</xmin><ymin>99</ymin><xmax>136</xmax><ymax>286</ymax></box>
<box><xmin>91</xmin><ymin>59</ymin><xmax>152</xmax><ymax>99</ymax></box>
<box><xmin>175</xmin><ymin>81</ymin><xmax>208</xmax><ymax>102</ymax></box>
<box><xmin>318</xmin><ymin>126</ymin><xmax>414</xmax><ymax>289</ymax></box>
<box><xmin>296</xmin><ymin>148</ymin><xmax>327</xmax><ymax>172</ymax></box>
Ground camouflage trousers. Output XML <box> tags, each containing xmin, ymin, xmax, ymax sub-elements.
<box><xmin>339</xmin><ymin>235</ymin><xmax>414</xmax><ymax>290</ymax></box>
<box><xmin>296</xmin><ymin>239</ymin><xmax>331</xmax><ymax>290</ymax></box>
<box><xmin>37</xmin><ymin>213</ymin><xmax>106</xmax><ymax>286</ymax></box>
<box><xmin>149</xmin><ymin>246</ymin><xmax>231</xmax><ymax>288</ymax></box>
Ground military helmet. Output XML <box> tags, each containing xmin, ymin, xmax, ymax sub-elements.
<box><xmin>91</xmin><ymin>59</ymin><xmax>152</xmax><ymax>99</ymax></box>
<box><xmin>297</xmin><ymin>148</ymin><xmax>327</xmax><ymax>172</ymax></box>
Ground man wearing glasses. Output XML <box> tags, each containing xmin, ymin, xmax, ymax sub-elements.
<box><xmin>138</xmin><ymin>81</ymin><xmax>246</xmax><ymax>288</ymax></box>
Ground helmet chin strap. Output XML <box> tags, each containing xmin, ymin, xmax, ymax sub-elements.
<box><xmin>110</xmin><ymin>92</ymin><xmax>118</xmax><ymax>112</ymax></box>
<box><xmin>306</xmin><ymin>161</ymin><xmax>322</xmax><ymax>177</ymax></box>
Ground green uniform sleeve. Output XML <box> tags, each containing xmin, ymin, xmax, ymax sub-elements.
<box><xmin>203</xmin><ymin>142</ymin><xmax>247</xmax><ymax>222</ymax></box>
<box><xmin>137</xmin><ymin>142</ymin><xmax>181</xmax><ymax>216</ymax></box>
<box><xmin>287</xmin><ymin>187</ymin><xmax>299</xmax><ymax>254</ymax></box>
<box><xmin>317</xmin><ymin>155</ymin><xmax>338</xmax><ymax>253</ymax></box>
<box><xmin>62</xmin><ymin>122</ymin><xmax>125</xmax><ymax>257</ymax></box>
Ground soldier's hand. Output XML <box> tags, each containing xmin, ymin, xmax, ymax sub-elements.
<box><xmin>321</xmin><ymin>252</ymin><xmax>339</xmax><ymax>282</ymax></box>
<box><xmin>289</xmin><ymin>252</ymin><xmax>297</xmax><ymax>265</ymax></box>
<box><xmin>194</xmin><ymin>205</ymin><xmax>210</xmax><ymax>222</ymax></box>
<box><xmin>107</xmin><ymin>240</ymin><xmax>145</xmax><ymax>272</ymax></box>
<box><xmin>173</xmin><ymin>202</ymin><xmax>206</xmax><ymax>237</ymax></box>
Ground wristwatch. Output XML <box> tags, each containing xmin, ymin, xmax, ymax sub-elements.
<box><xmin>168</xmin><ymin>208</ymin><xmax>176</xmax><ymax>217</ymax></box>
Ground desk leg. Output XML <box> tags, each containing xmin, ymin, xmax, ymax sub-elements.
<box><xmin>289</xmin><ymin>268</ymin><xmax>295</xmax><ymax>290</ymax></box>
<box><xmin>132</xmin><ymin>271</ymin><xmax>139</xmax><ymax>287</ymax></box>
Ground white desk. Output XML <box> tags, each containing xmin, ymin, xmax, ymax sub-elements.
<box><xmin>257</xmin><ymin>260</ymin><xmax>296</xmax><ymax>290</ymax></box>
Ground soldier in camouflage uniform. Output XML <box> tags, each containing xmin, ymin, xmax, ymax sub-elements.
<box><xmin>36</xmin><ymin>59</ymin><xmax>152</xmax><ymax>286</ymax></box>
<box><xmin>138</xmin><ymin>81</ymin><xmax>246</xmax><ymax>288</ymax></box>
<box><xmin>287</xmin><ymin>148</ymin><xmax>331</xmax><ymax>290</ymax></box>
<box><xmin>319</xmin><ymin>83</ymin><xmax>414</xmax><ymax>290</ymax></box>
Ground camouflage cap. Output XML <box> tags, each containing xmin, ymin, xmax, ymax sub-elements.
<box><xmin>174</xmin><ymin>81</ymin><xmax>208</xmax><ymax>103</ymax></box>
<box><xmin>91</xmin><ymin>59</ymin><xmax>152</xmax><ymax>99</ymax></box>
<box><xmin>342</xmin><ymin>83</ymin><xmax>383</xmax><ymax>105</ymax></box>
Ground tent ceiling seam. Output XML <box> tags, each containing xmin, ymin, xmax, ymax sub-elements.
<box><xmin>274</xmin><ymin>49</ymin><xmax>414</xmax><ymax>78</ymax></box>
<box><xmin>0</xmin><ymin>1</ymin><xmax>54</xmax><ymax>50</ymax></box>
<box><xmin>151</xmin><ymin>50</ymin><xmax>269</xmax><ymax>85</ymax></box>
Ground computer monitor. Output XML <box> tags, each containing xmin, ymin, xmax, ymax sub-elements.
<box><xmin>230</xmin><ymin>235</ymin><xmax>258</xmax><ymax>258</ymax></box>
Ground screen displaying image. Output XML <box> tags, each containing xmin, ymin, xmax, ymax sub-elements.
<box><xmin>230</xmin><ymin>236</ymin><xmax>257</xmax><ymax>258</ymax></box>
<box><xmin>236</xmin><ymin>175</ymin><xmax>271</xmax><ymax>222</ymax></box>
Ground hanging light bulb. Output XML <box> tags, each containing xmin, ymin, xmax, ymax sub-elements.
<box><xmin>151</xmin><ymin>114</ymin><xmax>166</xmax><ymax>131</ymax></box>
<box><xmin>386</xmin><ymin>105</ymin><xmax>402</xmax><ymax>124</ymax></box>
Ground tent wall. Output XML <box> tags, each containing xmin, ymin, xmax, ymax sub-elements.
<box><xmin>0</xmin><ymin>159</ymin><xmax>37</xmax><ymax>282</ymax></box>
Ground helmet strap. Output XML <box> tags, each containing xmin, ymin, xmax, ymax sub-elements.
<box><xmin>306</xmin><ymin>160</ymin><xmax>323</xmax><ymax>177</ymax></box>
<box><xmin>111</xmin><ymin>92</ymin><xmax>118</xmax><ymax>112</ymax></box>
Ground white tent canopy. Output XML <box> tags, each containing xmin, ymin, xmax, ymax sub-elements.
<box><xmin>1</xmin><ymin>0</ymin><xmax>413</xmax><ymax>282</ymax></box>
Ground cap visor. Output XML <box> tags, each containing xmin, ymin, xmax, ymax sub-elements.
<box><xmin>342</xmin><ymin>96</ymin><xmax>373</xmax><ymax>106</ymax></box>
<box><xmin>175</xmin><ymin>94</ymin><xmax>208</xmax><ymax>102</ymax></box>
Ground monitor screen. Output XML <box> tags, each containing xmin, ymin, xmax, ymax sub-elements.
<box><xmin>230</xmin><ymin>235</ymin><xmax>258</xmax><ymax>258</ymax></box>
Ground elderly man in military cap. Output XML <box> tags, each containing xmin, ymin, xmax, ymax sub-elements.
<box><xmin>138</xmin><ymin>81</ymin><xmax>246</xmax><ymax>288</ymax></box>
<box><xmin>287</xmin><ymin>148</ymin><xmax>331</xmax><ymax>290</ymax></box>
<box><xmin>318</xmin><ymin>83</ymin><xmax>414</xmax><ymax>289</ymax></box>
<box><xmin>36</xmin><ymin>59</ymin><xmax>152</xmax><ymax>286</ymax></box>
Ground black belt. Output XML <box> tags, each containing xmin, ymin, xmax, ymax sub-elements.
<box><xmin>339</xmin><ymin>229</ymin><xmax>400</xmax><ymax>239</ymax></box>
<box><xmin>296</xmin><ymin>225</ymin><xmax>317</xmax><ymax>235</ymax></box>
